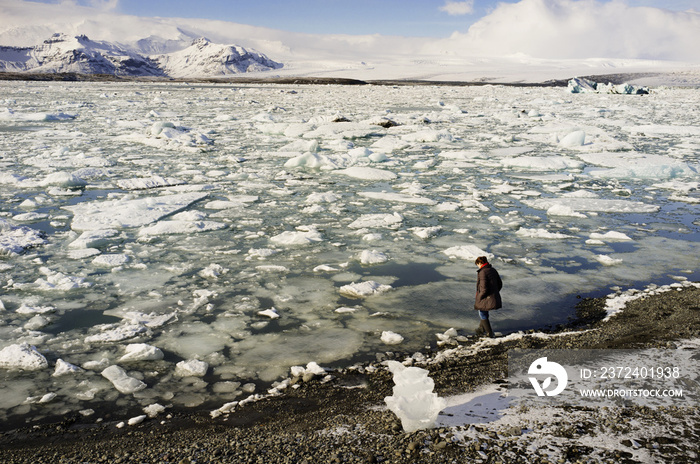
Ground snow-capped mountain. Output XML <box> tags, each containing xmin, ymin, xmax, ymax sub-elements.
<box><xmin>0</xmin><ymin>34</ymin><xmax>282</xmax><ymax>78</ymax></box>
<box><xmin>0</xmin><ymin>33</ymin><xmax>164</xmax><ymax>76</ymax></box>
<box><xmin>154</xmin><ymin>37</ymin><xmax>282</xmax><ymax>78</ymax></box>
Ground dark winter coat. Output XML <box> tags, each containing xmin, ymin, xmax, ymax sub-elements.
<box><xmin>474</xmin><ymin>263</ymin><xmax>502</xmax><ymax>311</ymax></box>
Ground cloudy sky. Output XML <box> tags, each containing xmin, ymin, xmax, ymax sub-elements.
<box><xmin>21</xmin><ymin>0</ymin><xmax>700</xmax><ymax>37</ymax></box>
<box><xmin>3</xmin><ymin>0</ymin><xmax>700</xmax><ymax>63</ymax></box>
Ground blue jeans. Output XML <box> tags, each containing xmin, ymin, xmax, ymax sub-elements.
<box><xmin>479</xmin><ymin>310</ymin><xmax>490</xmax><ymax>320</ymax></box>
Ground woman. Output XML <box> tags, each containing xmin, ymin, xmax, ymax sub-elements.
<box><xmin>474</xmin><ymin>256</ymin><xmax>502</xmax><ymax>338</ymax></box>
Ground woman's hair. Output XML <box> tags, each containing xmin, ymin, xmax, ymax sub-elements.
<box><xmin>475</xmin><ymin>256</ymin><xmax>489</xmax><ymax>265</ymax></box>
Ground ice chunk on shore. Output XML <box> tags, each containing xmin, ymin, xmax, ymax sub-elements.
<box><xmin>339</xmin><ymin>281</ymin><xmax>392</xmax><ymax>298</ymax></box>
<box><xmin>0</xmin><ymin>343</ymin><xmax>48</xmax><ymax>371</ymax></box>
<box><xmin>102</xmin><ymin>365</ymin><xmax>147</xmax><ymax>394</ymax></box>
<box><xmin>64</xmin><ymin>192</ymin><xmax>208</xmax><ymax>231</ymax></box>
<box><xmin>384</xmin><ymin>360</ymin><xmax>446</xmax><ymax>433</ymax></box>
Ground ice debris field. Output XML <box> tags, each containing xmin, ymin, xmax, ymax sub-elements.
<box><xmin>0</xmin><ymin>80</ymin><xmax>698</xmax><ymax>427</ymax></box>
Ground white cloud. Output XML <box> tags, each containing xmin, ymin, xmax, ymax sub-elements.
<box><xmin>435</xmin><ymin>0</ymin><xmax>700</xmax><ymax>61</ymax></box>
<box><xmin>439</xmin><ymin>1</ymin><xmax>475</xmax><ymax>16</ymax></box>
<box><xmin>88</xmin><ymin>0</ymin><xmax>119</xmax><ymax>11</ymax></box>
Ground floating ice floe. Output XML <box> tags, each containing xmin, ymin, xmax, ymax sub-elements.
<box><xmin>381</xmin><ymin>331</ymin><xmax>404</xmax><ymax>345</ymax></box>
<box><xmin>175</xmin><ymin>359</ymin><xmax>209</xmax><ymax>377</ymax></box>
<box><xmin>558</xmin><ymin>130</ymin><xmax>586</xmax><ymax>147</ymax></box>
<box><xmin>68</xmin><ymin>229</ymin><xmax>120</xmax><ymax>249</ymax></box>
<box><xmin>119</xmin><ymin>343</ymin><xmax>164</xmax><ymax>362</ymax></box>
<box><xmin>116</xmin><ymin>176</ymin><xmax>185</xmax><ymax>190</ymax></box>
<box><xmin>53</xmin><ymin>358</ymin><xmax>83</xmax><ymax>376</ymax></box>
<box><xmin>596</xmin><ymin>255</ymin><xmax>623</xmax><ymax>266</ymax></box>
<box><xmin>0</xmin><ymin>343</ymin><xmax>48</xmax><ymax>371</ymax></box>
<box><xmin>501</xmin><ymin>155</ymin><xmax>584</xmax><ymax>170</ymax></box>
<box><xmin>199</xmin><ymin>263</ymin><xmax>229</xmax><ymax>279</ymax></box>
<box><xmin>348</xmin><ymin>212</ymin><xmax>403</xmax><ymax>229</ymax></box>
<box><xmin>101</xmin><ymin>365</ymin><xmax>147</xmax><ymax>394</ymax></box>
<box><xmin>589</xmin><ymin>231</ymin><xmax>632</xmax><ymax>242</ymax></box>
<box><xmin>92</xmin><ymin>253</ymin><xmax>130</xmax><ymax>267</ymax></box>
<box><xmin>85</xmin><ymin>323</ymin><xmax>149</xmax><ymax>344</ymax></box>
<box><xmin>334</xmin><ymin>166</ymin><xmax>397</xmax><ymax>181</ymax></box>
<box><xmin>64</xmin><ymin>192</ymin><xmax>209</xmax><ymax>231</ymax></box>
<box><xmin>257</xmin><ymin>308</ymin><xmax>280</xmax><ymax>319</ymax></box>
<box><xmin>358</xmin><ymin>191</ymin><xmax>437</xmax><ymax>205</ymax></box>
<box><xmin>359</xmin><ymin>250</ymin><xmax>389</xmax><ymax>265</ymax></box>
<box><xmin>578</xmin><ymin>152</ymin><xmax>696</xmax><ymax>180</ymax></box>
<box><xmin>0</xmin><ymin>219</ymin><xmax>47</xmax><ymax>256</ymax></box>
<box><xmin>411</xmin><ymin>226</ymin><xmax>442</xmax><ymax>239</ymax></box>
<box><xmin>270</xmin><ymin>226</ymin><xmax>323</xmax><ymax>245</ymax></box>
<box><xmin>523</xmin><ymin>198</ymin><xmax>659</xmax><ymax>214</ymax></box>
<box><xmin>40</xmin><ymin>172</ymin><xmax>87</xmax><ymax>188</ymax></box>
<box><xmin>16</xmin><ymin>303</ymin><xmax>55</xmax><ymax>315</ymax></box>
<box><xmin>339</xmin><ymin>280</ymin><xmax>392</xmax><ymax>298</ymax></box>
<box><xmin>118</xmin><ymin>121</ymin><xmax>213</xmax><ymax>151</ymax></box>
<box><xmin>442</xmin><ymin>245</ymin><xmax>493</xmax><ymax>261</ymax></box>
<box><xmin>138</xmin><ymin>220</ymin><xmax>227</xmax><ymax>237</ymax></box>
<box><xmin>516</xmin><ymin>228</ymin><xmax>575</xmax><ymax>240</ymax></box>
<box><xmin>0</xmin><ymin>108</ymin><xmax>76</xmax><ymax>121</ymax></box>
<box><xmin>384</xmin><ymin>360</ymin><xmax>446</xmax><ymax>433</ymax></box>
<box><xmin>15</xmin><ymin>267</ymin><xmax>91</xmax><ymax>291</ymax></box>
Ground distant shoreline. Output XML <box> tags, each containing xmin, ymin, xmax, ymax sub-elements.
<box><xmin>0</xmin><ymin>71</ymin><xmax>663</xmax><ymax>87</ymax></box>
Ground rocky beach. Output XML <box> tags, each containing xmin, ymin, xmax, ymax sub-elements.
<box><xmin>2</xmin><ymin>281</ymin><xmax>699</xmax><ymax>464</ymax></box>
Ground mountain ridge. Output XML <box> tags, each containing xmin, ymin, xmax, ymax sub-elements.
<box><xmin>0</xmin><ymin>33</ymin><xmax>282</xmax><ymax>77</ymax></box>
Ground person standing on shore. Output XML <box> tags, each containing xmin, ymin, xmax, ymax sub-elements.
<box><xmin>474</xmin><ymin>256</ymin><xmax>502</xmax><ymax>338</ymax></box>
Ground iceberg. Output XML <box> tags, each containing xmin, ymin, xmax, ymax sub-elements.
<box><xmin>568</xmin><ymin>77</ymin><xmax>649</xmax><ymax>95</ymax></box>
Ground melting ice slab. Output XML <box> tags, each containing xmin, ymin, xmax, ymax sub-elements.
<box><xmin>384</xmin><ymin>360</ymin><xmax>446</xmax><ymax>433</ymax></box>
<box><xmin>63</xmin><ymin>192</ymin><xmax>208</xmax><ymax>231</ymax></box>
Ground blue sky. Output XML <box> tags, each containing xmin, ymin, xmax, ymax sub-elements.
<box><xmin>30</xmin><ymin>0</ymin><xmax>700</xmax><ymax>38</ymax></box>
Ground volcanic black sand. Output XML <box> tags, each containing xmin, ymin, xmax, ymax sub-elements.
<box><xmin>2</xmin><ymin>281</ymin><xmax>699</xmax><ymax>463</ymax></box>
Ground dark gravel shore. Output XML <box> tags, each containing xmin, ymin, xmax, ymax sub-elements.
<box><xmin>2</xmin><ymin>282</ymin><xmax>699</xmax><ymax>463</ymax></box>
